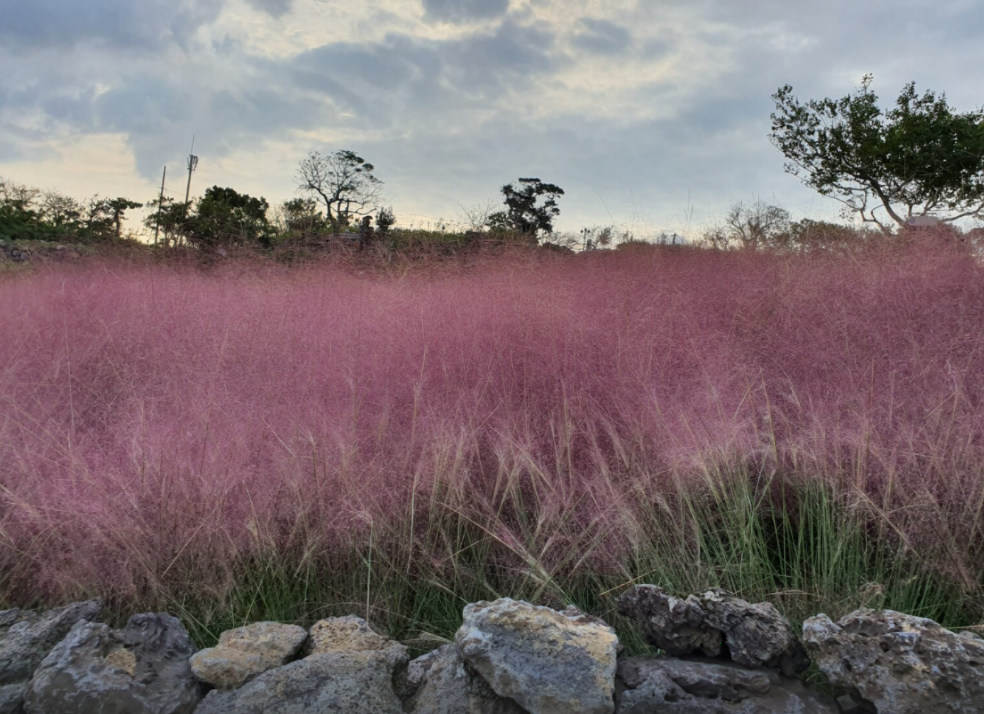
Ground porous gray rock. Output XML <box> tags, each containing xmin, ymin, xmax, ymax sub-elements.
<box><xmin>190</xmin><ymin>621</ymin><xmax>307</xmax><ymax>690</ymax></box>
<box><xmin>402</xmin><ymin>644</ymin><xmax>527</xmax><ymax>714</ymax></box>
<box><xmin>615</xmin><ymin>656</ymin><xmax>838</xmax><ymax>714</ymax></box>
<box><xmin>195</xmin><ymin>618</ymin><xmax>408</xmax><ymax>714</ymax></box>
<box><xmin>0</xmin><ymin>684</ymin><xmax>27</xmax><ymax>714</ymax></box>
<box><xmin>803</xmin><ymin>609</ymin><xmax>984</xmax><ymax>714</ymax></box>
<box><xmin>0</xmin><ymin>599</ymin><xmax>102</xmax><ymax>714</ymax></box>
<box><xmin>455</xmin><ymin>598</ymin><xmax>618</xmax><ymax>714</ymax></box>
<box><xmin>617</xmin><ymin>586</ymin><xmax>808</xmax><ymax>676</ymax></box>
<box><xmin>23</xmin><ymin>613</ymin><xmax>202</xmax><ymax>714</ymax></box>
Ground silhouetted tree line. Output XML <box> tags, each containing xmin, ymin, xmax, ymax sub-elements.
<box><xmin>0</xmin><ymin>178</ymin><xmax>143</xmax><ymax>244</ymax></box>
<box><xmin>3</xmin><ymin>75</ymin><xmax>982</xmax><ymax>254</ymax></box>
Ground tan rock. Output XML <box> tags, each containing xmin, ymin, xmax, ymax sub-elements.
<box><xmin>190</xmin><ymin>621</ymin><xmax>308</xmax><ymax>690</ymax></box>
<box><xmin>195</xmin><ymin>636</ymin><xmax>409</xmax><ymax>714</ymax></box>
<box><xmin>104</xmin><ymin>647</ymin><xmax>137</xmax><ymax>677</ymax></box>
<box><xmin>304</xmin><ymin>615</ymin><xmax>391</xmax><ymax>655</ymax></box>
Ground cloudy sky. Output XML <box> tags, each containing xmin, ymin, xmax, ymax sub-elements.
<box><xmin>1</xmin><ymin>0</ymin><xmax>982</xmax><ymax>238</ymax></box>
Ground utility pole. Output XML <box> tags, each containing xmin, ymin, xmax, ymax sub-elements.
<box><xmin>180</xmin><ymin>136</ymin><xmax>199</xmax><ymax>247</ymax></box>
<box><xmin>154</xmin><ymin>166</ymin><xmax>166</xmax><ymax>246</ymax></box>
<box><xmin>184</xmin><ymin>136</ymin><xmax>199</xmax><ymax>207</ymax></box>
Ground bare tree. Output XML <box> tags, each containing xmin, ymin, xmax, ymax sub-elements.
<box><xmin>721</xmin><ymin>200</ymin><xmax>791</xmax><ymax>250</ymax></box>
<box><xmin>296</xmin><ymin>150</ymin><xmax>382</xmax><ymax>233</ymax></box>
<box><xmin>458</xmin><ymin>199</ymin><xmax>499</xmax><ymax>232</ymax></box>
<box><xmin>0</xmin><ymin>177</ymin><xmax>40</xmax><ymax>210</ymax></box>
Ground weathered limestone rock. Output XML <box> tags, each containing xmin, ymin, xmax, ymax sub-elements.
<box><xmin>403</xmin><ymin>644</ymin><xmax>528</xmax><ymax>714</ymax></box>
<box><xmin>803</xmin><ymin>609</ymin><xmax>984</xmax><ymax>714</ymax></box>
<box><xmin>0</xmin><ymin>685</ymin><xmax>28</xmax><ymax>714</ymax></box>
<box><xmin>456</xmin><ymin>598</ymin><xmax>618</xmax><ymax>714</ymax></box>
<box><xmin>303</xmin><ymin>614</ymin><xmax>391</xmax><ymax>655</ymax></box>
<box><xmin>617</xmin><ymin>586</ymin><xmax>808</xmax><ymax>676</ymax></box>
<box><xmin>195</xmin><ymin>617</ymin><xmax>408</xmax><ymax>714</ymax></box>
<box><xmin>0</xmin><ymin>599</ymin><xmax>102</xmax><ymax>714</ymax></box>
<box><xmin>190</xmin><ymin>621</ymin><xmax>308</xmax><ymax>690</ymax></box>
<box><xmin>23</xmin><ymin>612</ymin><xmax>202</xmax><ymax>714</ymax></box>
<box><xmin>615</xmin><ymin>656</ymin><xmax>838</xmax><ymax>714</ymax></box>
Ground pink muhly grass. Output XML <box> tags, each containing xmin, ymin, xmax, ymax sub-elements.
<box><xmin>0</xmin><ymin>235</ymin><xmax>983</xmax><ymax>625</ymax></box>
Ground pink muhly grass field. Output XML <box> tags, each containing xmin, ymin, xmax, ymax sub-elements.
<box><xmin>1</xmin><ymin>238</ymin><xmax>984</xmax><ymax>630</ymax></box>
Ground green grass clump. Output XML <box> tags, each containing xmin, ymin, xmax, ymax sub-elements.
<box><xmin>150</xmin><ymin>465</ymin><xmax>974</xmax><ymax>653</ymax></box>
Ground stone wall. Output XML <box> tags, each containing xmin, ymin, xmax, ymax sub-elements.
<box><xmin>0</xmin><ymin>240</ymin><xmax>86</xmax><ymax>264</ymax></box>
<box><xmin>1</xmin><ymin>586</ymin><xmax>981</xmax><ymax>714</ymax></box>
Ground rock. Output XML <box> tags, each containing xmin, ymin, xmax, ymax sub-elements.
<box><xmin>455</xmin><ymin>598</ymin><xmax>618</xmax><ymax>714</ymax></box>
<box><xmin>0</xmin><ymin>685</ymin><xmax>27</xmax><ymax>714</ymax></box>
<box><xmin>303</xmin><ymin>614</ymin><xmax>391</xmax><ymax>655</ymax></box>
<box><xmin>615</xmin><ymin>656</ymin><xmax>838</xmax><ymax>714</ymax></box>
<box><xmin>0</xmin><ymin>599</ymin><xmax>102</xmax><ymax>714</ymax></box>
<box><xmin>190</xmin><ymin>621</ymin><xmax>307</xmax><ymax>690</ymax></box>
<box><xmin>23</xmin><ymin>613</ymin><xmax>202</xmax><ymax>714</ymax></box>
<box><xmin>402</xmin><ymin>644</ymin><xmax>527</xmax><ymax>714</ymax></box>
<box><xmin>802</xmin><ymin>609</ymin><xmax>984</xmax><ymax>714</ymax></box>
<box><xmin>195</xmin><ymin>618</ymin><xmax>408</xmax><ymax>714</ymax></box>
<box><xmin>617</xmin><ymin>586</ymin><xmax>808</xmax><ymax>676</ymax></box>
<box><xmin>619</xmin><ymin>656</ymin><xmax>771</xmax><ymax>701</ymax></box>
<box><xmin>834</xmin><ymin>693</ymin><xmax>874</xmax><ymax>714</ymax></box>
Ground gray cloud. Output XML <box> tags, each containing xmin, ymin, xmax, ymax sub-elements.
<box><xmin>572</xmin><ymin>18</ymin><xmax>631</xmax><ymax>55</ymax></box>
<box><xmin>1</xmin><ymin>0</ymin><xmax>982</xmax><ymax>234</ymax></box>
<box><xmin>422</xmin><ymin>0</ymin><xmax>509</xmax><ymax>23</ymax></box>
<box><xmin>90</xmin><ymin>71</ymin><xmax>332</xmax><ymax>179</ymax></box>
<box><xmin>244</xmin><ymin>0</ymin><xmax>294</xmax><ymax>18</ymax></box>
<box><xmin>290</xmin><ymin>20</ymin><xmax>562</xmax><ymax>125</ymax></box>
<box><xmin>0</xmin><ymin>0</ymin><xmax>223</xmax><ymax>49</ymax></box>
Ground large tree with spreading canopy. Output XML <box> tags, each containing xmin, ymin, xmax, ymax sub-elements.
<box><xmin>770</xmin><ymin>75</ymin><xmax>984</xmax><ymax>229</ymax></box>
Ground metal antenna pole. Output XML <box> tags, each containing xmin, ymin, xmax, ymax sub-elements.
<box><xmin>182</xmin><ymin>136</ymin><xmax>199</xmax><ymax>247</ymax></box>
<box><xmin>154</xmin><ymin>166</ymin><xmax>166</xmax><ymax>246</ymax></box>
<box><xmin>184</xmin><ymin>135</ymin><xmax>198</xmax><ymax>207</ymax></box>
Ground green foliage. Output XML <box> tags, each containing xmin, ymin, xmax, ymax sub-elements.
<box><xmin>375</xmin><ymin>206</ymin><xmax>396</xmax><ymax>235</ymax></box>
<box><xmin>279</xmin><ymin>198</ymin><xmax>325</xmax><ymax>235</ymax></box>
<box><xmin>163</xmin><ymin>469</ymin><xmax>974</xmax><ymax>652</ymax></box>
<box><xmin>102</xmin><ymin>198</ymin><xmax>144</xmax><ymax>240</ymax></box>
<box><xmin>144</xmin><ymin>196</ymin><xmax>189</xmax><ymax>247</ymax></box>
<box><xmin>0</xmin><ymin>177</ymin><xmax>141</xmax><ymax>243</ymax></box>
<box><xmin>771</xmin><ymin>75</ymin><xmax>984</xmax><ymax>228</ymax></box>
<box><xmin>296</xmin><ymin>150</ymin><xmax>383</xmax><ymax>232</ymax></box>
<box><xmin>488</xmin><ymin>178</ymin><xmax>565</xmax><ymax>237</ymax></box>
<box><xmin>184</xmin><ymin>186</ymin><xmax>274</xmax><ymax>249</ymax></box>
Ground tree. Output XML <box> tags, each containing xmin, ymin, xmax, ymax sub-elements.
<box><xmin>719</xmin><ymin>200</ymin><xmax>791</xmax><ymax>251</ymax></box>
<box><xmin>0</xmin><ymin>178</ymin><xmax>53</xmax><ymax>241</ymax></box>
<box><xmin>39</xmin><ymin>190</ymin><xmax>83</xmax><ymax>232</ymax></box>
<box><xmin>184</xmin><ymin>186</ymin><xmax>274</xmax><ymax>249</ymax></box>
<box><xmin>78</xmin><ymin>196</ymin><xmax>143</xmax><ymax>241</ymax></box>
<box><xmin>103</xmin><ymin>198</ymin><xmax>143</xmax><ymax>240</ymax></box>
<box><xmin>770</xmin><ymin>75</ymin><xmax>984</xmax><ymax>229</ymax></box>
<box><xmin>487</xmin><ymin>178</ymin><xmax>565</xmax><ymax>237</ymax></box>
<box><xmin>375</xmin><ymin>206</ymin><xmax>396</xmax><ymax>235</ymax></box>
<box><xmin>0</xmin><ymin>178</ymin><xmax>141</xmax><ymax>243</ymax></box>
<box><xmin>278</xmin><ymin>198</ymin><xmax>324</xmax><ymax>234</ymax></box>
<box><xmin>144</xmin><ymin>196</ymin><xmax>187</xmax><ymax>247</ymax></box>
<box><xmin>702</xmin><ymin>201</ymin><xmax>795</xmax><ymax>252</ymax></box>
<box><xmin>296</xmin><ymin>150</ymin><xmax>382</xmax><ymax>233</ymax></box>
